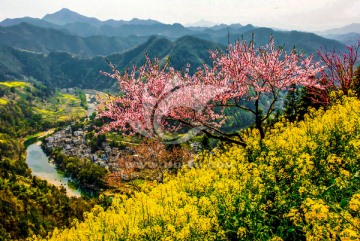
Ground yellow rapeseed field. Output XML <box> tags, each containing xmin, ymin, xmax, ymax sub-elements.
<box><xmin>35</xmin><ymin>96</ymin><xmax>360</xmax><ymax>241</ymax></box>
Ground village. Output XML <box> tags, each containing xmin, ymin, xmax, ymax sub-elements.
<box><xmin>43</xmin><ymin>125</ymin><xmax>126</xmax><ymax>172</ymax></box>
<box><xmin>42</xmin><ymin>88</ymin><xmax>130</xmax><ymax>172</ymax></box>
<box><xmin>42</xmin><ymin>88</ymin><xmax>203</xmax><ymax>178</ymax></box>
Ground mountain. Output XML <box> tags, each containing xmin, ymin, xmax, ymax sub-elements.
<box><xmin>95</xmin><ymin>22</ymin><xmax>193</xmax><ymax>38</ymax></box>
<box><xmin>0</xmin><ymin>23</ymin><xmax>148</xmax><ymax>57</ymax></box>
<box><xmin>319</xmin><ymin>23</ymin><xmax>360</xmax><ymax>35</ymax></box>
<box><xmin>41</xmin><ymin>8</ymin><xmax>185</xmax><ymax>38</ymax></box>
<box><xmin>191</xmin><ymin>24</ymin><xmax>256</xmax><ymax>42</ymax></box>
<box><xmin>0</xmin><ymin>8</ymin><xmax>350</xmax><ymax>49</ymax></box>
<box><xmin>0</xmin><ymin>9</ymin><xmax>348</xmax><ymax>89</ymax></box>
<box><xmin>43</xmin><ymin>8</ymin><xmax>161</xmax><ymax>27</ymax></box>
<box><xmin>0</xmin><ymin>30</ymin><xmax>347</xmax><ymax>91</ymax></box>
<box><xmin>323</xmin><ymin>32</ymin><xmax>360</xmax><ymax>46</ymax></box>
<box><xmin>186</xmin><ymin>20</ymin><xmax>217</xmax><ymax>28</ymax></box>
<box><xmin>317</xmin><ymin>23</ymin><xmax>360</xmax><ymax>45</ymax></box>
<box><xmin>42</xmin><ymin>8</ymin><xmax>102</xmax><ymax>26</ymax></box>
<box><xmin>1</xmin><ymin>9</ymin><xmax>191</xmax><ymax>38</ymax></box>
<box><xmin>210</xmin><ymin>28</ymin><xmax>346</xmax><ymax>55</ymax></box>
<box><xmin>0</xmin><ymin>35</ymin><xmax>224</xmax><ymax>90</ymax></box>
<box><xmin>0</xmin><ymin>16</ymin><xmax>60</xmax><ymax>29</ymax></box>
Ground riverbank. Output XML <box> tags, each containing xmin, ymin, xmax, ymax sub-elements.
<box><xmin>24</xmin><ymin>128</ymin><xmax>56</xmax><ymax>147</ymax></box>
<box><xmin>26</xmin><ymin>143</ymin><xmax>81</xmax><ymax>197</ymax></box>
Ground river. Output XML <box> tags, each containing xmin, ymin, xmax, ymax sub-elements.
<box><xmin>25</xmin><ymin>89</ymin><xmax>102</xmax><ymax>198</ymax></box>
<box><xmin>26</xmin><ymin>143</ymin><xmax>81</xmax><ymax>197</ymax></box>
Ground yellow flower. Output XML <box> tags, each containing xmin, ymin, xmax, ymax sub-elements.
<box><xmin>237</xmin><ymin>227</ymin><xmax>247</xmax><ymax>238</ymax></box>
<box><xmin>349</xmin><ymin>193</ymin><xmax>360</xmax><ymax>212</ymax></box>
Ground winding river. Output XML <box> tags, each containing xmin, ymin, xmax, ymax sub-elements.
<box><xmin>26</xmin><ymin>143</ymin><xmax>81</xmax><ymax>197</ymax></box>
<box><xmin>25</xmin><ymin>90</ymin><xmax>102</xmax><ymax>197</ymax></box>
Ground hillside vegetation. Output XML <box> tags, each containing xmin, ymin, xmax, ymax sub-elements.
<box><xmin>0</xmin><ymin>35</ymin><xmax>223</xmax><ymax>90</ymax></box>
<box><xmin>0</xmin><ymin>23</ymin><xmax>148</xmax><ymax>57</ymax></box>
<box><xmin>0</xmin><ymin>81</ymin><xmax>93</xmax><ymax>240</ymax></box>
<box><xmin>37</xmin><ymin>96</ymin><xmax>360</xmax><ymax>240</ymax></box>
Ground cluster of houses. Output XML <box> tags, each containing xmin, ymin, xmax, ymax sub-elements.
<box><xmin>44</xmin><ymin>125</ymin><xmax>126</xmax><ymax>172</ymax></box>
<box><xmin>43</xmin><ymin>120</ymin><xmax>204</xmax><ymax>181</ymax></box>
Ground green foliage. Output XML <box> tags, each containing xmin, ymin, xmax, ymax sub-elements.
<box><xmin>283</xmin><ymin>86</ymin><xmax>317</xmax><ymax>122</ymax></box>
<box><xmin>353</xmin><ymin>65</ymin><xmax>360</xmax><ymax>98</ymax></box>
<box><xmin>0</xmin><ymin>36</ymin><xmax>225</xmax><ymax>90</ymax></box>
<box><xmin>0</xmin><ymin>23</ymin><xmax>148</xmax><ymax>57</ymax></box>
<box><xmin>51</xmin><ymin>151</ymin><xmax>108</xmax><ymax>194</ymax></box>
<box><xmin>0</xmin><ymin>82</ymin><xmax>96</xmax><ymax>240</ymax></box>
<box><xmin>75</xmin><ymin>88</ymin><xmax>88</xmax><ymax>110</ymax></box>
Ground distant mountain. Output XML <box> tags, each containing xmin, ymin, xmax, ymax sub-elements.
<box><xmin>191</xmin><ymin>24</ymin><xmax>256</xmax><ymax>42</ymax></box>
<box><xmin>0</xmin><ymin>35</ymin><xmax>224</xmax><ymax>90</ymax></box>
<box><xmin>0</xmin><ymin>17</ymin><xmax>60</xmax><ymax>29</ymax></box>
<box><xmin>186</xmin><ymin>20</ymin><xmax>217</xmax><ymax>28</ymax></box>
<box><xmin>105</xmin><ymin>18</ymin><xmax>161</xmax><ymax>27</ymax></box>
<box><xmin>0</xmin><ymin>8</ymin><xmax>349</xmax><ymax>88</ymax></box>
<box><xmin>43</xmin><ymin>8</ymin><xmax>161</xmax><ymax>27</ymax></box>
<box><xmin>319</xmin><ymin>23</ymin><xmax>360</xmax><ymax>35</ymax></box>
<box><xmin>1</xmin><ymin>9</ymin><xmax>190</xmax><ymax>38</ymax></box>
<box><xmin>42</xmin><ymin>8</ymin><xmax>102</xmax><ymax>26</ymax></box>
<box><xmin>324</xmin><ymin>32</ymin><xmax>360</xmax><ymax>46</ymax></box>
<box><xmin>0</xmin><ymin>23</ymin><xmax>148</xmax><ymax>57</ymax></box>
<box><xmin>316</xmin><ymin>23</ymin><xmax>360</xmax><ymax>46</ymax></box>
<box><xmin>208</xmin><ymin>28</ymin><xmax>346</xmax><ymax>55</ymax></box>
<box><xmin>0</xmin><ymin>8</ymin><xmax>350</xmax><ymax>51</ymax></box>
<box><xmin>41</xmin><ymin>8</ymin><xmax>183</xmax><ymax>38</ymax></box>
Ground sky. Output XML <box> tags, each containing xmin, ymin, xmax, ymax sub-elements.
<box><xmin>0</xmin><ymin>0</ymin><xmax>359</xmax><ymax>32</ymax></box>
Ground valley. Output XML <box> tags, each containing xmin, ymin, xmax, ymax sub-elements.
<box><xmin>0</xmin><ymin>5</ymin><xmax>359</xmax><ymax>241</ymax></box>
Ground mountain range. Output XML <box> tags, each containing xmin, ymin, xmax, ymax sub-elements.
<box><xmin>316</xmin><ymin>23</ymin><xmax>360</xmax><ymax>46</ymax></box>
<box><xmin>0</xmin><ymin>8</ymin><xmax>357</xmax><ymax>90</ymax></box>
<box><xmin>0</xmin><ymin>35</ymin><xmax>223</xmax><ymax>90</ymax></box>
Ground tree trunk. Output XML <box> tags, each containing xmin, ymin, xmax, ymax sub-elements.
<box><xmin>255</xmin><ymin>98</ymin><xmax>265</xmax><ymax>139</ymax></box>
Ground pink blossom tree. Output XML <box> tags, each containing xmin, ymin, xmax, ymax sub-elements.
<box><xmin>98</xmin><ymin>36</ymin><xmax>322</xmax><ymax>147</ymax></box>
<box><xmin>306</xmin><ymin>39</ymin><xmax>360</xmax><ymax>105</ymax></box>
<box><xmin>210</xmin><ymin>36</ymin><xmax>322</xmax><ymax>139</ymax></box>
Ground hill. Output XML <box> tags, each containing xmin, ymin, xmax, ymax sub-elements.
<box><xmin>0</xmin><ymin>20</ymin><xmax>346</xmax><ymax>60</ymax></box>
<box><xmin>38</xmin><ymin>96</ymin><xmax>360</xmax><ymax>240</ymax></box>
<box><xmin>0</xmin><ymin>23</ymin><xmax>148</xmax><ymax>57</ymax></box>
<box><xmin>0</xmin><ymin>81</ymin><xmax>93</xmax><ymax>240</ymax></box>
<box><xmin>0</xmin><ymin>36</ymin><xmax>224</xmax><ymax>90</ymax></box>
<box><xmin>0</xmin><ymin>30</ymin><xmax>348</xmax><ymax>90</ymax></box>
<box><xmin>323</xmin><ymin>32</ymin><xmax>360</xmax><ymax>46</ymax></box>
<box><xmin>210</xmin><ymin>27</ymin><xmax>347</xmax><ymax>54</ymax></box>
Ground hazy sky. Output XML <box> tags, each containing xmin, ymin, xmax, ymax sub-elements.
<box><xmin>0</xmin><ymin>0</ymin><xmax>359</xmax><ymax>31</ymax></box>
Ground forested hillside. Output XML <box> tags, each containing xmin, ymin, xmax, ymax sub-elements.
<box><xmin>0</xmin><ymin>82</ymin><xmax>93</xmax><ymax>240</ymax></box>
<box><xmin>0</xmin><ymin>36</ymin><xmax>223</xmax><ymax>90</ymax></box>
<box><xmin>0</xmin><ymin>23</ymin><xmax>148</xmax><ymax>57</ymax></box>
